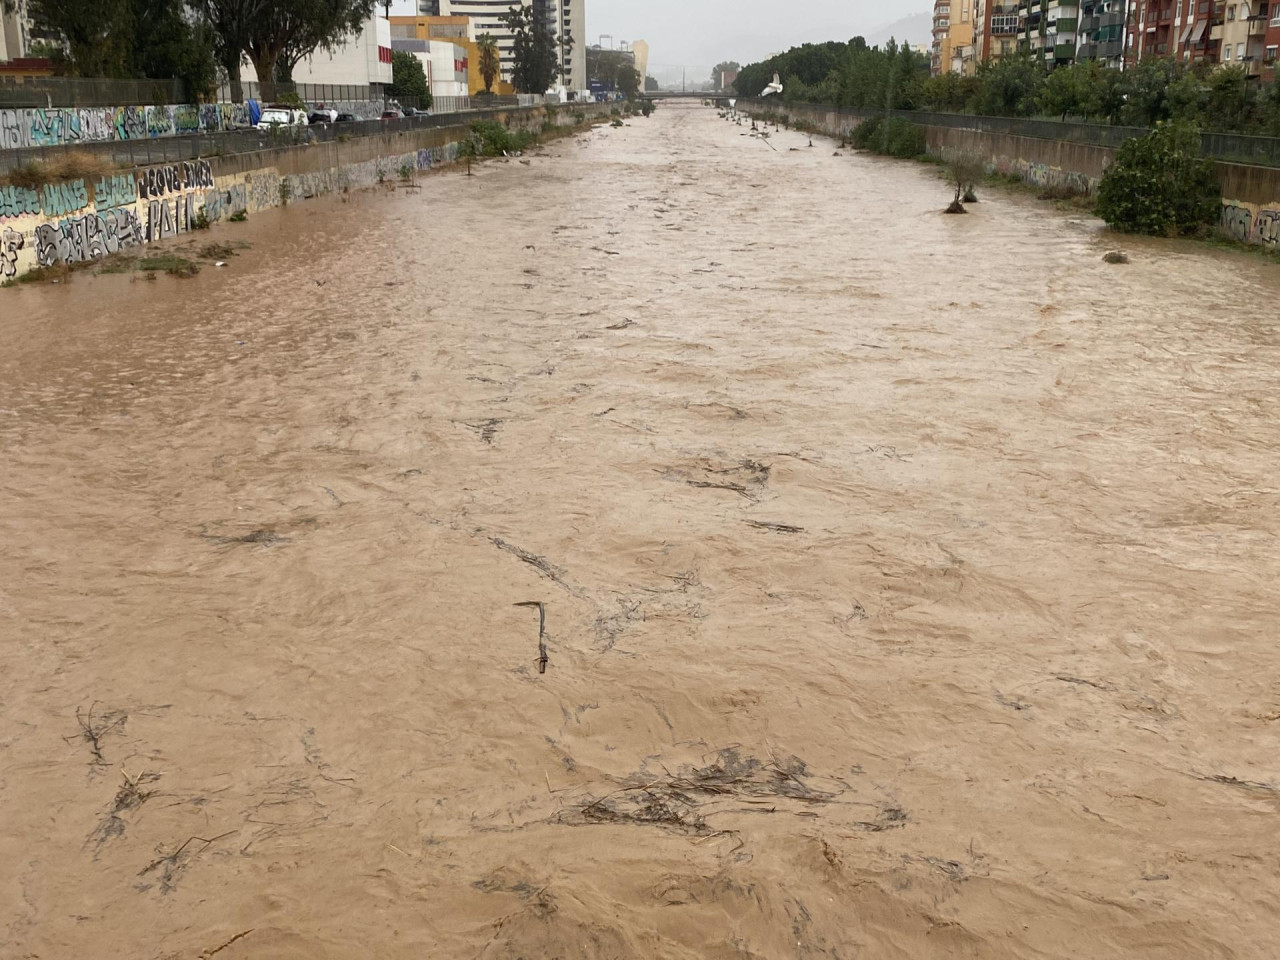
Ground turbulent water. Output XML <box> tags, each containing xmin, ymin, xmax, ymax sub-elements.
<box><xmin>2</xmin><ymin>102</ymin><xmax>1279</xmax><ymax>959</ymax></box>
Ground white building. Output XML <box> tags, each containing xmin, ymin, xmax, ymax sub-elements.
<box><xmin>417</xmin><ymin>0</ymin><xmax>584</xmax><ymax>94</ymax></box>
<box><xmin>389</xmin><ymin>37</ymin><xmax>470</xmax><ymax>100</ymax></box>
<box><xmin>289</xmin><ymin>14</ymin><xmax>394</xmax><ymax>96</ymax></box>
<box><xmin>1</xmin><ymin>0</ymin><xmax>31</xmax><ymax>61</ymax></box>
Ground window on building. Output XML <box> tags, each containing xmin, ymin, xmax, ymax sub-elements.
<box><xmin>1227</xmin><ymin>3</ymin><xmax>1235</xmax><ymax>17</ymax></box>
<box><xmin>1267</xmin><ymin>44</ymin><xmax>1279</xmax><ymax>59</ymax></box>
<box><xmin>1238</xmin><ymin>41</ymin><xmax>1245</xmax><ymax>57</ymax></box>
<box><xmin>1223</xmin><ymin>43</ymin><xmax>1232</xmax><ymax>56</ymax></box>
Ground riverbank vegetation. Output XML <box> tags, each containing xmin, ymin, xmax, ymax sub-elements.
<box><xmin>1095</xmin><ymin>123</ymin><xmax>1221</xmax><ymax>236</ymax></box>
<box><xmin>736</xmin><ymin>39</ymin><xmax>1280</xmax><ymax>136</ymax></box>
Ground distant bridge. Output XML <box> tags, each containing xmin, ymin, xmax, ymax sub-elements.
<box><xmin>641</xmin><ymin>91</ymin><xmax>736</xmax><ymax>101</ymax></box>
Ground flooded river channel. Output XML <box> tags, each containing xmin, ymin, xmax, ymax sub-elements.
<box><xmin>2</xmin><ymin>102</ymin><xmax>1279</xmax><ymax>958</ymax></box>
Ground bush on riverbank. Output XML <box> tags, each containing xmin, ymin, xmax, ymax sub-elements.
<box><xmin>850</xmin><ymin>116</ymin><xmax>926</xmax><ymax>159</ymax></box>
<box><xmin>1096</xmin><ymin>123</ymin><xmax>1220</xmax><ymax>237</ymax></box>
<box><xmin>466</xmin><ymin>120</ymin><xmax>537</xmax><ymax>156</ymax></box>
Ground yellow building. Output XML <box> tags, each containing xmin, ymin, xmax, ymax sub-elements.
<box><xmin>933</xmin><ymin>0</ymin><xmax>979</xmax><ymax>75</ymax></box>
<box><xmin>389</xmin><ymin>15</ymin><xmax>515</xmax><ymax>96</ymax></box>
<box><xmin>631</xmin><ymin>39</ymin><xmax>650</xmax><ymax>82</ymax></box>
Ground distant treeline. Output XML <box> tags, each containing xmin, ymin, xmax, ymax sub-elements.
<box><xmin>735</xmin><ymin>40</ymin><xmax>1280</xmax><ymax>136</ymax></box>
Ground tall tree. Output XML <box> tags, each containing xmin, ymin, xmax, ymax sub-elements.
<box><xmin>477</xmin><ymin>33</ymin><xmax>500</xmax><ymax>93</ymax></box>
<box><xmin>389</xmin><ymin>49</ymin><xmax>430</xmax><ymax>108</ymax></box>
<box><xmin>132</xmin><ymin>0</ymin><xmax>217</xmax><ymax>98</ymax></box>
<box><xmin>617</xmin><ymin>64</ymin><xmax>640</xmax><ymax>99</ymax></box>
<box><xmin>19</xmin><ymin>0</ymin><xmax>133</xmax><ymax>77</ymax></box>
<box><xmin>244</xmin><ymin>0</ymin><xmax>376</xmax><ymax>102</ymax></box>
<box><xmin>195</xmin><ymin>0</ymin><xmax>266</xmax><ymax>102</ymax></box>
<box><xmin>20</xmin><ymin>0</ymin><xmax>215</xmax><ymax>96</ymax></box>
<box><xmin>500</xmin><ymin>3</ymin><xmax>559</xmax><ymax>94</ymax></box>
<box><xmin>710</xmin><ymin>60</ymin><xmax>740</xmax><ymax>89</ymax></box>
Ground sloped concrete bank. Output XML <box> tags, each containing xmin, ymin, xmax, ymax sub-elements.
<box><xmin>1</xmin><ymin>102</ymin><xmax>614</xmax><ymax>282</ymax></box>
<box><xmin>743</xmin><ymin>98</ymin><xmax>1280</xmax><ymax>251</ymax></box>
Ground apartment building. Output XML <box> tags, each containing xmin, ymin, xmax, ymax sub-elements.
<box><xmin>1126</xmin><ymin>1</ymin><xmax>1219</xmax><ymax>64</ymax></box>
<box><xmin>933</xmin><ymin>0</ymin><xmax>979</xmax><ymax>73</ymax></box>
<box><xmin>1019</xmin><ymin>0</ymin><xmax>1082</xmax><ymax>67</ymax></box>
<box><xmin>977</xmin><ymin>0</ymin><xmax>1025</xmax><ymax>59</ymax></box>
<box><xmin>417</xmin><ymin>0</ymin><xmax>584</xmax><ymax>92</ymax></box>
<box><xmin>1215</xmin><ymin>1</ymin><xmax>1269</xmax><ymax>74</ymax></box>
<box><xmin>1077</xmin><ymin>0</ymin><xmax>1128</xmax><ymax>67</ymax></box>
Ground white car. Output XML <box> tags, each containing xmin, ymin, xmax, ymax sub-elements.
<box><xmin>258</xmin><ymin>107</ymin><xmax>309</xmax><ymax>129</ymax></box>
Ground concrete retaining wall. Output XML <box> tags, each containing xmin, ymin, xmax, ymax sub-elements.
<box><xmin>746</xmin><ymin>99</ymin><xmax>1280</xmax><ymax>252</ymax></box>
<box><xmin>0</xmin><ymin>103</ymin><xmax>611</xmax><ymax>282</ymax></box>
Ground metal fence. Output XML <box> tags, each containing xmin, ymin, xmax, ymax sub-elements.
<box><xmin>216</xmin><ymin>80</ymin><xmax>378</xmax><ymax>107</ymax></box>
<box><xmin>741</xmin><ymin>99</ymin><xmax>1280</xmax><ymax>169</ymax></box>
<box><xmin>0</xmin><ymin>102</ymin><xmax>564</xmax><ymax>173</ymax></box>
<box><xmin>0</xmin><ymin>76</ymin><xmax>187</xmax><ymax>108</ymax></box>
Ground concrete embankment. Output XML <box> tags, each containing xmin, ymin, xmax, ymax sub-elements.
<box><xmin>1</xmin><ymin>102</ymin><xmax>615</xmax><ymax>282</ymax></box>
<box><xmin>742</xmin><ymin>99</ymin><xmax>1280</xmax><ymax>251</ymax></box>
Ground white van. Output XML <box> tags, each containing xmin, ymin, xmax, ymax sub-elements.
<box><xmin>258</xmin><ymin>107</ymin><xmax>309</xmax><ymax>129</ymax></box>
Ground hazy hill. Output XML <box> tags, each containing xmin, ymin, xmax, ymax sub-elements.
<box><xmin>863</xmin><ymin>11</ymin><xmax>933</xmax><ymax>48</ymax></box>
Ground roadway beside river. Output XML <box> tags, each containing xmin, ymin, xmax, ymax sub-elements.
<box><xmin>2</xmin><ymin>101</ymin><xmax>1278</xmax><ymax>959</ymax></box>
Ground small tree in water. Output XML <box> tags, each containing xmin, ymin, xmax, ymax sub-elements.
<box><xmin>944</xmin><ymin>152</ymin><xmax>986</xmax><ymax>214</ymax></box>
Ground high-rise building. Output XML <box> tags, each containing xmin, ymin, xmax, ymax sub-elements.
<box><xmin>0</xmin><ymin>0</ymin><xmax>31</xmax><ymax>62</ymax></box>
<box><xmin>975</xmin><ymin>0</ymin><xmax>1024</xmax><ymax>60</ymax></box>
<box><xmin>933</xmin><ymin>0</ymin><xmax>979</xmax><ymax>73</ymax></box>
<box><xmin>1215</xmin><ymin>0</ymin><xmax>1269</xmax><ymax>76</ymax></box>
<box><xmin>1018</xmin><ymin>0</ymin><xmax>1080</xmax><ymax>68</ymax></box>
<box><xmin>1076</xmin><ymin>0</ymin><xmax>1127</xmax><ymax>68</ymax></box>
<box><xmin>1126</xmin><ymin>0</ymin><xmax>1220</xmax><ymax>66</ymax></box>
<box><xmin>932</xmin><ymin>0</ymin><xmax>953</xmax><ymax>73</ymax></box>
<box><xmin>417</xmin><ymin>0</ymin><xmax>584</xmax><ymax>93</ymax></box>
<box><xmin>631</xmin><ymin>39</ymin><xmax>650</xmax><ymax>82</ymax></box>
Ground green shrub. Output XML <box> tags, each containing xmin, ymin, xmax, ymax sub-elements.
<box><xmin>469</xmin><ymin>119</ymin><xmax>537</xmax><ymax>156</ymax></box>
<box><xmin>849</xmin><ymin>116</ymin><xmax>924</xmax><ymax>159</ymax></box>
<box><xmin>1096</xmin><ymin>122</ymin><xmax>1220</xmax><ymax>236</ymax></box>
<box><xmin>849</xmin><ymin>116</ymin><xmax>882</xmax><ymax>149</ymax></box>
<box><xmin>881</xmin><ymin>118</ymin><xmax>926</xmax><ymax>158</ymax></box>
<box><xmin>640</xmin><ymin>101</ymin><xmax>653</xmax><ymax>117</ymax></box>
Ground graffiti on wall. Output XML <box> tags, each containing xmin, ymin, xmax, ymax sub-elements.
<box><xmin>0</xmin><ymin>176</ymin><xmax>140</xmax><ymax>223</ymax></box>
<box><xmin>203</xmin><ymin>183</ymin><xmax>248</xmax><ymax>222</ymax></box>
<box><xmin>0</xmin><ymin>103</ymin><xmax>255</xmax><ymax>149</ymax></box>
<box><xmin>137</xmin><ymin>160</ymin><xmax>214</xmax><ymax>200</ymax></box>
<box><xmin>1221</xmin><ymin>201</ymin><xmax>1280</xmax><ymax>248</ymax></box>
<box><xmin>2</xmin><ymin>122</ymin><xmax>488</xmax><ymax>279</ymax></box>
<box><xmin>34</xmin><ymin>207</ymin><xmax>144</xmax><ymax>268</ymax></box>
<box><xmin>0</xmin><ymin>184</ymin><xmax>40</xmax><ymax>220</ymax></box>
<box><xmin>1</xmin><ymin>225</ymin><xmax>24</xmax><ymax>278</ymax></box>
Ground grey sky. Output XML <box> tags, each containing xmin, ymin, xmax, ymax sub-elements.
<box><xmin>386</xmin><ymin>0</ymin><xmax>930</xmax><ymax>73</ymax></box>
<box><xmin>585</xmin><ymin>0</ymin><xmax>928</xmax><ymax>70</ymax></box>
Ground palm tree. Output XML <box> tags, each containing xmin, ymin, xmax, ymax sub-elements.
<box><xmin>477</xmin><ymin>33</ymin><xmax>500</xmax><ymax>94</ymax></box>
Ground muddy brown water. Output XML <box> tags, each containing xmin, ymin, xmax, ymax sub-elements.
<box><xmin>2</xmin><ymin>102</ymin><xmax>1279</xmax><ymax>959</ymax></box>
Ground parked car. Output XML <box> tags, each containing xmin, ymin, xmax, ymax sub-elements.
<box><xmin>307</xmin><ymin>110</ymin><xmax>336</xmax><ymax>125</ymax></box>
<box><xmin>381</xmin><ymin>108</ymin><xmax>404</xmax><ymax>120</ymax></box>
<box><xmin>335</xmin><ymin>113</ymin><xmax>358</xmax><ymax>123</ymax></box>
<box><xmin>258</xmin><ymin>106</ymin><xmax>309</xmax><ymax>128</ymax></box>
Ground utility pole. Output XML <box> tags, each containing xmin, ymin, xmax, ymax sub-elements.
<box><xmin>682</xmin><ymin>67</ymin><xmax>685</xmax><ymax>92</ymax></box>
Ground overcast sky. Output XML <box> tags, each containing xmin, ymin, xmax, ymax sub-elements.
<box><xmin>585</xmin><ymin>0</ymin><xmax>927</xmax><ymax>69</ymax></box>
<box><xmin>387</xmin><ymin>0</ymin><xmax>929</xmax><ymax>72</ymax></box>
